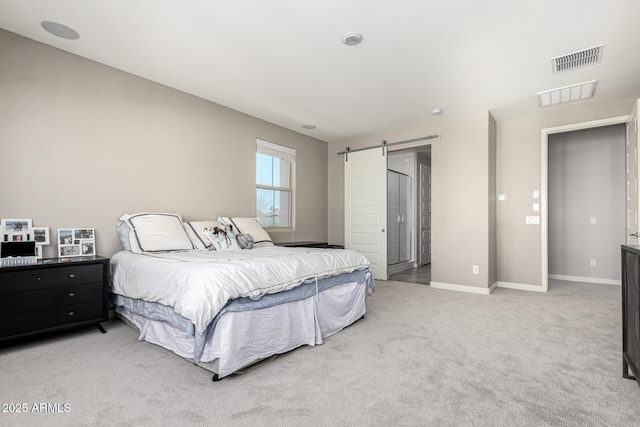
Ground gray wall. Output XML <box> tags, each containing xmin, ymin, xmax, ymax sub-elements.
<box><xmin>548</xmin><ymin>125</ymin><xmax>625</xmax><ymax>281</ymax></box>
<box><xmin>0</xmin><ymin>29</ymin><xmax>328</xmax><ymax>258</ymax></box>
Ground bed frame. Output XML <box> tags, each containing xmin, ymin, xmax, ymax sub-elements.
<box><xmin>114</xmin><ymin>274</ymin><xmax>369</xmax><ymax>381</ymax></box>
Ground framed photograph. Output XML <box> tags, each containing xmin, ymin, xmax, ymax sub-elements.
<box><xmin>33</xmin><ymin>227</ymin><xmax>50</xmax><ymax>245</ymax></box>
<box><xmin>58</xmin><ymin>228</ymin><xmax>95</xmax><ymax>257</ymax></box>
<box><xmin>1</xmin><ymin>219</ymin><xmax>32</xmax><ymax>241</ymax></box>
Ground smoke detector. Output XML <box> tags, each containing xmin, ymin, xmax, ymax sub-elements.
<box><xmin>342</xmin><ymin>32</ymin><xmax>363</xmax><ymax>46</ymax></box>
<box><xmin>551</xmin><ymin>44</ymin><xmax>603</xmax><ymax>74</ymax></box>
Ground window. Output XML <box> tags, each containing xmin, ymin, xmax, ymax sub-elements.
<box><xmin>256</xmin><ymin>139</ymin><xmax>295</xmax><ymax>228</ymax></box>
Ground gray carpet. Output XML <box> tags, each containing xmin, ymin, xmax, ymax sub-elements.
<box><xmin>1</xmin><ymin>279</ymin><xmax>640</xmax><ymax>426</ymax></box>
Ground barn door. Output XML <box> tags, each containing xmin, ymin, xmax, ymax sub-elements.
<box><xmin>344</xmin><ymin>148</ymin><xmax>388</xmax><ymax>280</ymax></box>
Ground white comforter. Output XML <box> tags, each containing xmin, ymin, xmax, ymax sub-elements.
<box><xmin>110</xmin><ymin>246</ymin><xmax>370</xmax><ymax>335</ymax></box>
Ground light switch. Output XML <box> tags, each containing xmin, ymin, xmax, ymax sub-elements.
<box><xmin>498</xmin><ymin>194</ymin><xmax>507</xmax><ymax>201</ymax></box>
<box><xmin>533</xmin><ymin>190</ymin><xmax>540</xmax><ymax>199</ymax></box>
<box><xmin>533</xmin><ymin>203</ymin><xmax>540</xmax><ymax>212</ymax></box>
<box><xmin>526</xmin><ymin>216</ymin><xmax>540</xmax><ymax>224</ymax></box>
<box><xmin>590</xmin><ymin>217</ymin><xmax>597</xmax><ymax>225</ymax></box>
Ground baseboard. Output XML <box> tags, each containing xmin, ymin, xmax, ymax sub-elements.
<box><xmin>548</xmin><ymin>274</ymin><xmax>621</xmax><ymax>286</ymax></box>
<box><xmin>497</xmin><ymin>281</ymin><xmax>547</xmax><ymax>292</ymax></box>
<box><xmin>430</xmin><ymin>281</ymin><xmax>495</xmax><ymax>295</ymax></box>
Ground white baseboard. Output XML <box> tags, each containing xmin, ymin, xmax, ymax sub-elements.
<box><xmin>497</xmin><ymin>281</ymin><xmax>547</xmax><ymax>292</ymax></box>
<box><xmin>430</xmin><ymin>281</ymin><xmax>496</xmax><ymax>295</ymax></box>
<box><xmin>548</xmin><ymin>274</ymin><xmax>621</xmax><ymax>286</ymax></box>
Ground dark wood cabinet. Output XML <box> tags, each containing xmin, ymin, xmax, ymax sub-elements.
<box><xmin>276</xmin><ymin>241</ymin><xmax>345</xmax><ymax>249</ymax></box>
<box><xmin>0</xmin><ymin>256</ymin><xmax>109</xmax><ymax>342</ymax></box>
<box><xmin>621</xmin><ymin>245</ymin><xmax>640</xmax><ymax>387</ymax></box>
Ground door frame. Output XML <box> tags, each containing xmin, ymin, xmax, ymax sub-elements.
<box><xmin>540</xmin><ymin>115</ymin><xmax>628</xmax><ymax>292</ymax></box>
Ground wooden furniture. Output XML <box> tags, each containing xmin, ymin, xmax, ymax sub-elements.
<box><xmin>0</xmin><ymin>256</ymin><xmax>109</xmax><ymax>342</ymax></box>
<box><xmin>621</xmin><ymin>245</ymin><xmax>640</xmax><ymax>387</ymax></box>
<box><xmin>276</xmin><ymin>241</ymin><xmax>345</xmax><ymax>249</ymax></box>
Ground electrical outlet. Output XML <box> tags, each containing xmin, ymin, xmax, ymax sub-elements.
<box><xmin>472</xmin><ymin>265</ymin><xmax>479</xmax><ymax>274</ymax></box>
<box><xmin>589</xmin><ymin>259</ymin><xmax>597</xmax><ymax>267</ymax></box>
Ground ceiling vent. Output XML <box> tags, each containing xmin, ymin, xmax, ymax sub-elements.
<box><xmin>551</xmin><ymin>44</ymin><xmax>603</xmax><ymax>74</ymax></box>
<box><xmin>537</xmin><ymin>80</ymin><xmax>597</xmax><ymax>107</ymax></box>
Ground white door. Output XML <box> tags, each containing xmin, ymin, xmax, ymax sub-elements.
<box><xmin>344</xmin><ymin>148</ymin><xmax>388</xmax><ymax>280</ymax></box>
<box><xmin>419</xmin><ymin>163</ymin><xmax>431</xmax><ymax>265</ymax></box>
<box><xmin>626</xmin><ymin>99</ymin><xmax>640</xmax><ymax>245</ymax></box>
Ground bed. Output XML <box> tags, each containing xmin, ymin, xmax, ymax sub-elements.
<box><xmin>109</xmin><ymin>213</ymin><xmax>374</xmax><ymax>380</ymax></box>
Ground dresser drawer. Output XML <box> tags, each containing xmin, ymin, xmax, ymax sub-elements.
<box><xmin>0</xmin><ymin>282</ymin><xmax>104</xmax><ymax>315</ymax></box>
<box><xmin>0</xmin><ymin>300</ymin><xmax>105</xmax><ymax>338</ymax></box>
<box><xmin>0</xmin><ymin>264</ymin><xmax>104</xmax><ymax>294</ymax></box>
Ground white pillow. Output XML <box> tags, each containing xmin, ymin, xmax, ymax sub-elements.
<box><xmin>183</xmin><ymin>220</ymin><xmax>224</xmax><ymax>250</ymax></box>
<box><xmin>118</xmin><ymin>213</ymin><xmax>194</xmax><ymax>253</ymax></box>
<box><xmin>218</xmin><ymin>216</ymin><xmax>274</xmax><ymax>247</ymax></box>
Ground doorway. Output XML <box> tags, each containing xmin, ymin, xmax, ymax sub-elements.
<box><xmin>541</xmin><ymin>114</ymin><xmax>629</xmax><ymax>291</ymax></box>
<box><xmin>548</xmin><ymin>125</ymin><xmax>625</xmax><ymax>286</ymax></box>
<box><xmin>388</xmin><ymin>146</ymin><xmax>432</xmax><ymax>285</ymax></box>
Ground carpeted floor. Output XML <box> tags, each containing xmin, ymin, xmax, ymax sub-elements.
<box><xmin>1</xmin><ymin>279</ymin><xmax>639</xmax><ymax>426</ymax></box>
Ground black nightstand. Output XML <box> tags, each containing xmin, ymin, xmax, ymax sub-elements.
<box><xmin>276</xmin><ymin>241</ymin><xmax>345</xmax><ymax>249</ymax></box>
<box><xmin>0</xmin><ymin>256</ymin><xmax>109</xmax><ymax>342</ymax></box>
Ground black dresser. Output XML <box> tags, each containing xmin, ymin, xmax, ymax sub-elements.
<box><xmin>621</xmin><ymin>245</ymin><xmax>640</xmax><ymax>387</ymax></box>
<box><xmin>0</xmin><ymin>256</ymin><xmax>109</xmax><ymax>342</ymax></box>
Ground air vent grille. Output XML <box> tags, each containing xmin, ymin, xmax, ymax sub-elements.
<box><xmin>551</xmin><ymin>44</ymin><xmax>603</xmax><ymax>74</ymax></box>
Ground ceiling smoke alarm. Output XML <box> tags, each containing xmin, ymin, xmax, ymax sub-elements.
<box><xmin>342</xmin><ymin>32</ymin><xmax>363</xmax><ymax>46</ymax></box>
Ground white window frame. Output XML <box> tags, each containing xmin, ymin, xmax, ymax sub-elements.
<box><xmin>256</xmin><ymin>139</ymin><xmax>296</xmax><ymax>231</ymax></box>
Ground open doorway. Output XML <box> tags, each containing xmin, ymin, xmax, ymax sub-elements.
<box><xmin>388</xmin><ymin>145</ymin><xmax>432</xmax><ymax>285</ymax></box>
<box><xmin>541</xmin><ymin>114</ymin><xmax>628</xmax><ymax>292</ymax></box>
<box><xmin>547</xmin><ymin>124</ymin><xmax>626</xmax><ymax>287</ymax></box>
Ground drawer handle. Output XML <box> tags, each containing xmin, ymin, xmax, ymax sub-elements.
<box><xmin>68</xmin><ymin>273</ymin><xmax>75</xmax><ymax>278</ymax></box>
<box><xmin>68</xmin><ymin>311</ymin><xmax>75</xmax><ymax>317</ymax></box>
<box><xmin>68</xmin><ymin>292</ymin><xmax>75</xmax><ymax>298</ymax></box>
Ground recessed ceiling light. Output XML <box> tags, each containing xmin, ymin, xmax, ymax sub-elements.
<box><xmin>537</xmin><ymin>80</ymin><xmax>597</xmax><ymax>107</ymax></box>
<box><xmin>41</xmin><ymin>21</ymin><xmax>79</xmax><ymax>40</ymax></box>
<box><xmin>342</xmin><ymin>32</ymin><xmax>363</xmax><ymax>46</ymax></box>
<box><xmin>432</xmin><ymin>108</ymin><xmax>443</xmax><ymax>115</ymax></box>
<box><xmin>302</xmin><ymin>124</ymin><xmax>316</xmax><ymax>130</ymax></box>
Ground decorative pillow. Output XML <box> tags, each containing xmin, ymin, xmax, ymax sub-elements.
<box><xmin>183</xmin><ymin>220</ymin><xmax>225</xmax><ymax>250</ymax></box>
<box><xmin>236</xmin><ymin>233</ymin><xmax>254</xmax><ymax>249</ymax></box>
<box><xmin>118</xmin><ymin>213</ymin><xmax>194</xmax><ymax>253</ymax></box>
<box><xmin>203</xmin><ymin>225</ymin><xmax>241</xmax><ymax>251</ymax></box>
<box><xmin>218</xmin><ymin>216</ymin><xmax>274</xmax><ymax>248</ymax></box>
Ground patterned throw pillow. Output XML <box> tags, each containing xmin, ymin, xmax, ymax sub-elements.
<box><xmin>204</xmin><ymin>225</ymin><xmax>241</xmax><ymax>251</ymax></box>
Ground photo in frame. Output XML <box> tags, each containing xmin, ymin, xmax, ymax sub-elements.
<box><xmin>32</xmin><ymin>227</ymin><xmax>50</xmax><ymax>259</ymax></box>
<box><xmin>58</xmin><ymin>228</ymin><xmax>95</xmax><ymax>257</ymax></box>
<box><xmin>1</xmin><ymin>219</ymin><xmax>32</xmax><ymax>242</ymax></box>
<box><xmin>32</xmin><ymin>227</ymin><xmax>50</xmax><ymax>245</ymax></box>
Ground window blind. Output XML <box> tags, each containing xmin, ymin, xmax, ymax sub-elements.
<box><xmin>257</xmin><ymin>139</ymin><xmax>296</xmax><ymax>161</ymax></box>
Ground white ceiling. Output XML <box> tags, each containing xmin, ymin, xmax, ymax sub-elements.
<box><xmin>1</xmin><ymin>0</ymin><xmax>639</xmax><ymax>143</ymax></box>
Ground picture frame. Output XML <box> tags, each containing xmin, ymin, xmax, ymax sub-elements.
<box><xmin>32</xmin><ymin>227</ymin><xmax>50</xmax><ymax>245</ymax></box>
<box><xmin>33</xmin><ymin>227</ymin><xmax>50</xmax><ymax>259</ymax></box>
<box><xmin>58</xmin><ymin>228</ymin><xmax>95</xmax><ymax>258</ymax></box>
<box><xmin>1</xmin><ymin>219</ymin><xmax>32</xmax><ymax>242</ymax></box>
